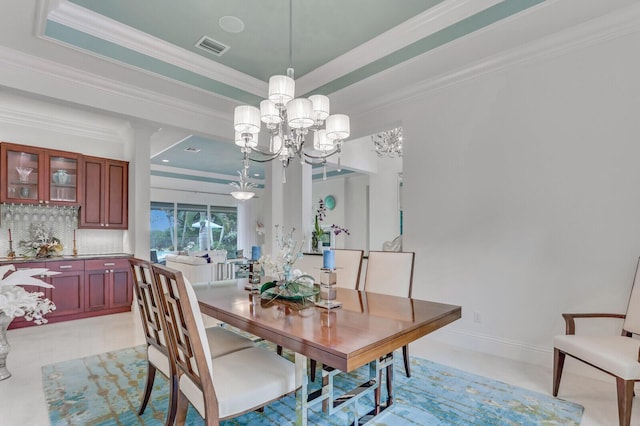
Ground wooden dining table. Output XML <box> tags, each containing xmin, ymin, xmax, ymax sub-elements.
<box><xmin>194</xmin><ymin>279</ymin><xmax>461</xmax><ymax>425</ymax></box>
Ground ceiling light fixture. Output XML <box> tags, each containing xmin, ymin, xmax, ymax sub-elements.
<box><xmin>372</xmin><ymin>127</ymin><xmax>403</xmax><ymax>158</ymax></box>
<box><xmin>232</xmin><ymin>0</ymin><xmax>350</xmax><ymax>184</ymax></box>
<box><xmin>229</xmin><ymin>151</ymin><xmax>256</xmax><ymax>201</ymax></box>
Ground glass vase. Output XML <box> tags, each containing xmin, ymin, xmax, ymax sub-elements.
<box><xmin>0</xmin><ymin>313</ymin><xmax>13</xmax><ymax>381</ymax></box>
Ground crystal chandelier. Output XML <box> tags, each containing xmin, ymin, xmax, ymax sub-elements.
<box><xmin>371</xmin><ymin>127</ymin><xmax>403</xmax><ymax>158</ymax></box>
<box><xmin>232</xmin><ymin>1</ymin><xmax>350</xmax><ymax>184</ymax></box>
<box><xmin>229</xmin><ymin>151</ymin><xmax>256</xmax><ymax>200</ymax></box>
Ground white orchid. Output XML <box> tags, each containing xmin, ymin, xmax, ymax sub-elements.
<box><xmin>0</xmin><ymin>265</ymin><xmax>57</xmax><ymax>324</ymax></box>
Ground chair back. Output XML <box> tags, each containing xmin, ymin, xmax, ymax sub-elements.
<box><xmin>333</xmin><ymin>249</ymin><xmax>364</xmax><ymax>289</ymax></box>
<box><xmin>623</xmin><ymin>257</ymin><xmax>640</xmax><ymax>334</ymax></box>
<box><xmin>364</xmin><ymin>251</ymin><xmax>415</xmax><ymax>297</ymax></box>
<box><xmin>150</xmin><ymin>264</ymin><xmax>218</xmax><ymax>420</ymax></box>
<box><xmin>129</xmin><ymin>258</ymin><xmax>170</xmax><ymax>359</ymax></box>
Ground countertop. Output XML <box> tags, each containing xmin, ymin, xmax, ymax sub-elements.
<box><xmin>0</xmin><ymin>253</ymin><xmax>133</xmax><ymax>264</ymax></box>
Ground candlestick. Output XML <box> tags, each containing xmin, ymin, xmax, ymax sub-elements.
<box><xmin>7</xmin><ymin>240</ymin><xmax>15</xmax><ymax>259</ymax></box>
<box><xmin>8</xmin><ymin>228</ymin><xmax>11</xmax><ymax>241</ymax></box>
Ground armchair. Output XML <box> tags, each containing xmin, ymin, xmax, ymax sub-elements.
<box><xmin>553</xmin><ymin>258</ymin><xmax>640</xmax><ymax>426</ymax></box>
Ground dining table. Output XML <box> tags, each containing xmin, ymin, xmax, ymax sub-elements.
<box><xmin>194</xmin><ymin>279</ymin><xmax>461</xmax><ymax>425</ymax></box>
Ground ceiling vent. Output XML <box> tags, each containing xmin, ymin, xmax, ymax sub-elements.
<box><xmin>195</xmin><ymin>36</ymin><xmax>229</xmax><ymax>56</ymax></box>
<box><xmin>184</xmin><ymin>147</ymin><xmax>201</xmax><ymax>153</ymax></box>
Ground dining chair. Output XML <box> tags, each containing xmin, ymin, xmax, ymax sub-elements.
<box><xmin>363</xmin><ymin>250</ymin><xmax>415</xmax><ymax>377</ymax></box>
<box><xmin>553</xmin><ymin>257</ymin><xmax>640</xmax><ymax>426</ymax></box>
<box><xmin>150</xmin><ymin>264</ymin><xmax>297</xmax><ymax>425</ymax></box>
<box><xmin>333</xmin><ymin>249</ymin><xmax>364</xmax><ymax>289</ymax></box>
<box><xmin>305</xmin><ymin>249</ymin><xmax>364</xmax><ymax>380</ymax></box>
<box><xmin>129</xmin><ymin>258</ymin><xmax>254</xmax><ymax>426</ymax></box>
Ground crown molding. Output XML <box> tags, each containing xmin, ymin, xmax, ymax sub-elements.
<box><xmin>45</xmin><ymin>0</ymin><xmax>267</xmax><ymax>97</ymax></box>
<box><xmin>0</xmin><ymin>44</ymin><xmax>233</xmax><ymax>136</ymax></box>
<box><xmin>348</xmin><ymin>1</ymin><xmax>640</xmax><ymax>120</ymax></box>
<box><xmin>0</xmin><ymin>102</ymin><xmax>125</xmax><ymax>143</ymax></box>
<box><xmin>297</xmin><ymin>0</ymin><xmax>502</xmax><ymax>95</ymax></box>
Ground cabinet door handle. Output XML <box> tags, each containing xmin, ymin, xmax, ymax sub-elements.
<box><xmin>59</xmin><ymin>265</ymin><xmax>73</xmax><ymax>269</ymax></box>
<box><xmin>104</xmin><ymin>263</ymin><xmax>116</xmax><ymax>266</ymax></box>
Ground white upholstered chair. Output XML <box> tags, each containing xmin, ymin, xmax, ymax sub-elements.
<box><xmin>553</xmin><ymin>257</ymin><xmax>640</xmax><ymax>426</ymax></box>
<box><xmin>129</xmin><ymin>258</ymin><xmax>254</xmax><ymax>426</ymax></box>
<box><xmin>363</xmin><ymin>250</ymin><xmax>415</xmax><ymax>377</ymax></box>
<box><xmin>333</xmin><ymin>249</ymin><xmax>364</xmax><ymax>289</ymax></box>
<box><xmin>150</xmin><ymin>264</ymin><xmax>297</xmax><ymax>425</ymax></box>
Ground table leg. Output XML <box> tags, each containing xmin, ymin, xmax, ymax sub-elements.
<box><xmin>295</xmin><ymin>352</ymin><xmax>308</xmax><ymax>426</ymax></box>
<box><xmin>386</xmin><ymin>360</ymin><xmax>394</xmax><ymax>407</ymax></box>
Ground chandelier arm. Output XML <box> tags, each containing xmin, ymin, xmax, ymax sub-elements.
<box><xmin>300</xmin><ymin>146</ymin><xmax>341</xmax><ymax>160</ymax></box>
<box><xmin>247</xmin><ymin>152</ymin><xmax>283</xmax><ymax>163</ymax></box>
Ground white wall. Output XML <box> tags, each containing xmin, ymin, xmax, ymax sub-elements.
<box><xmin>357</xmin><ymin>29</ymin><xmax>640</xmax><ymax>366</ymax></box>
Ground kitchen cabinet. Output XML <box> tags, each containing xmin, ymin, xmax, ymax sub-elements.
<box><xmin>79</xmin><ymin>156</ymin><xmax>128</xmax><ymax>229</ymax></box>
<box><xmin>46</xmin><ymin>260</ymin><xmax>85</xmax><ymax>318</ymax></box>
<box><xmin>5</xmin><ymin>256</ymin><xmax>132</xmax><ymax>329</ymax></box>
<box><xmin>0</xmin><ymin>142</ymin><xmax>80</xmax><ymax>205</ymax></box>
<box><xmin>84</xmin><ymin>258</ymin><xmax>132</xmax><ymax>311</ymax></box>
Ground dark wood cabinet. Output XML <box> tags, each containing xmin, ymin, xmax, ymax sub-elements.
<box><xmin>0</xmin><ymin>142</ymin><xmax>80</xmax><ymax>205</ymax></box>
<box><xmin>46</xmin><ymin>260</ymin><xmax>85</xmax><ymax>317</ymax></box>
<box><xmin>6</xmin><ymin>257</ymin><xmax>132</xmax><ymax>329</ymax></box>
<box><xmin>84</xmin><ymin>258</ymin><xmax>132</xmax><ymax>311</ymax></box>
<box><xmin>79</xmin><ymin>156</ymin><xmax>128</xmax><ymax>229</ymax></box>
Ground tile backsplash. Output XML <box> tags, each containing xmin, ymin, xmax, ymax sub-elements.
<box><xmin>0</xmin><ymin>203</ymin><xmax>125</xmax><ymax>257</ymax></box>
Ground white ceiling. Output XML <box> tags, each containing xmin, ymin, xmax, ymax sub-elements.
<box><xmin>0</xmin><ymin>0</ymin><xmax>637</xmax><ymax>179</ymax></box>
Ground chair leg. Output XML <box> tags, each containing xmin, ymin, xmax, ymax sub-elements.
<box><xmin>552</xmin><ymin>348</ymin><xmax>565</xmax><ymax>396</ymax></box>
<box><xmin>175</xmin><ymin>390</ymin><xmax>189</xmax><ymax>426</ymax></box>
<box><xmin>310</xmin><ymin>359</ymin><xmax>317</xmax><ymax>382</ymax></box>
<box><xmin>402</xmin><ymin>345</ymin><xmax>411</xmax><ymax>378</ymax></box>
<box><xmin>138</xmin><ymin>362</ymin><xmax>156</xmax><ymax>415</ymax></box>
<box><xmin>616</xmin><ymin>377</ymin><xmax>634</xmax><ymax>426</ymax></box>
<box><xmin>166</xmin><ymin>372</ymin><xmax>179</xmax><ymax>426</ymax></box>
<box><xmin>277</xmin><ymin>345</ymin><xmax>283</xmax><ymax>356</ymax></box>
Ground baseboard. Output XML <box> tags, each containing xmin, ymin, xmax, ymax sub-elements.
<box><xmin>421</xmin><ymin>327</ymin><xmax>614</xmax><ymax>384</ymax></box>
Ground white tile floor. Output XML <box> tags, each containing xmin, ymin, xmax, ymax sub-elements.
<box><xmin>0</xmin><ymin>312</ymin><xmax>633</xmax><ymax>425</ymax></box>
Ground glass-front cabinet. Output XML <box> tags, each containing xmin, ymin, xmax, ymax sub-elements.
<box><xmin>48</xmin><ymin>154</ymin><xmax>78</xmax><ymax>203</ymax></box>
<box><xmin>1</xmin><ymin>143</ymin><xmax>79</xmax><ymax>205</ymax></box>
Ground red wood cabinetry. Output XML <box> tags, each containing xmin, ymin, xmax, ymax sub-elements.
<box><xmin>84</xmin><ymin>259</ymin><xmax>132</xmax><ymax>311</ymax></box>
<box><xmin>5</xmin><ymin>257</ymin><xmax>132</xmax><ymax>329</ymax></box>
<box><xmin>0</xmin><ymin>143</ymin><xmax>80</xmax><ymax>205</ymax></box>
<box><xmin>80</xmin><ymin>156</ymin><xmax>128</xmax><ymax>229</ymax></box>
<box><xmin>46</xmin><ymin>260</ymin><xmax>85</xmax><ymax>317</ymax></box>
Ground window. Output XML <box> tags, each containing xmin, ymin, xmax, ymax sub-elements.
<box><xmin>150</xmin><ymin>202</ymin><xmax>174</xmax><ymax>261</ymax></box>
<box><xmin>150</xmin><ymin>202</ymin><xmax>238</xmax><ymax>259</ymax></box>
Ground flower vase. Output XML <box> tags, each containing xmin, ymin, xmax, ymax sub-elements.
<box><xmin>311</xmin><ymin>232</ymin><xmax>320</xmax><ymax>253</ymax></box>
<box><xmin>0</xmin><ymin>313</ymin><xmax>13</xmax><ymax>381</ymax></box>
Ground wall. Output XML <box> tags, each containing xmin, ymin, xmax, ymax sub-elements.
<box><xmin>357</xmin><ymin>29</ymin><xmax>640</xmax><ymax>366</ymax></box>
<box><xmin>0</xmin><ymin>92</ymin><xmax>131</xmax><ymax>256</ymax></box>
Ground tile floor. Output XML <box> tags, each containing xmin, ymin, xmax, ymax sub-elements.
<box><xmin>0</xmin><ymin>312</ymin><xmax>633</xmax><ymax>425</ymax></box>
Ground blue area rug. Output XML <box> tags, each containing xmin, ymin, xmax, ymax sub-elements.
<box><xmin>42</xmin><ymin>343</ymin><xmax>583</xmax><ymax>425</ymax></box>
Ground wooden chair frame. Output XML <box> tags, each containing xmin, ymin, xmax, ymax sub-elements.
<box><xmin>553</xmin><ymin>257</ymin><xmax>640</xmax><ymax>426</ymax></box>
<box><xmin>129</xmin><ymin>257</ymin><xmax>178</xmax><ymax>426</ymax></box>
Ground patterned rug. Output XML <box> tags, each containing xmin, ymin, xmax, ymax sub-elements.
<box><xmin>42</xmin><ymin>343</ymin><xmax>583</xmax><ymax>425</ymax></box>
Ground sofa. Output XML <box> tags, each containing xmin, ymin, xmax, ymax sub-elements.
<box><xmin>165</xmin><ymin>250</ymin><xmax>229</xmax><ymax>283</ymax></box>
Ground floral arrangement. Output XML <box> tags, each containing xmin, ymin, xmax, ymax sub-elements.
<box><xmin>259</xmin><ymin>226</ymin><xmax>317</xmax><ymax>302</ymax></box>
<box><xmin>18</xmin><ymin>224</ymin><xmax>63</xmax><ymax>258</ymax></box>
<box><xmin>0</xmin><ymin>265</ymin><xmax>57</xmax><ymax>324</ymax></box>
<box><xmin>312</xmin><ymin>198</ymin><xmax>350</xmax><ymax>251</ymax></box>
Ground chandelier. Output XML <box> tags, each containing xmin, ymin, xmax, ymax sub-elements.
<box><xmin>232</xmin><ymin>1</ymin><xmax>350</xmax><ymax>184</ymax></box>
<box><xmin>371</xmin><ymin>127</ymin><xmax>403</xmax><ymax>158</ymax></box>
<box><xmin>229</xmin><ymin>151</ymin><xmax>256</xmax><ymax>200</ymax></box>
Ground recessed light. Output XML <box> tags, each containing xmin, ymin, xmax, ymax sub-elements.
<box><xmin>219</xmin><ymin>16</ymin><xmax>244</xmax><ymax>33</ymax></box>
<box><xmin>161</xmin><ymin>159</ymin><xmax>170</xmax><ymax>163</ymax></box>
<box><xmin>253</xmin><ymin>173</ymin><xmax>260</xmax><ymax>177</ymax></box>
<box><xmin>184</xmin><ymin>147</ymin><xmax>201</xmax><ymax>153</ymax></box>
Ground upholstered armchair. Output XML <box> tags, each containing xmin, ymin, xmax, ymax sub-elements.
<box><xmin>553</xmin><ymin>258</ymin><xmax>640</xmax><ymax>426</ymax></box>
